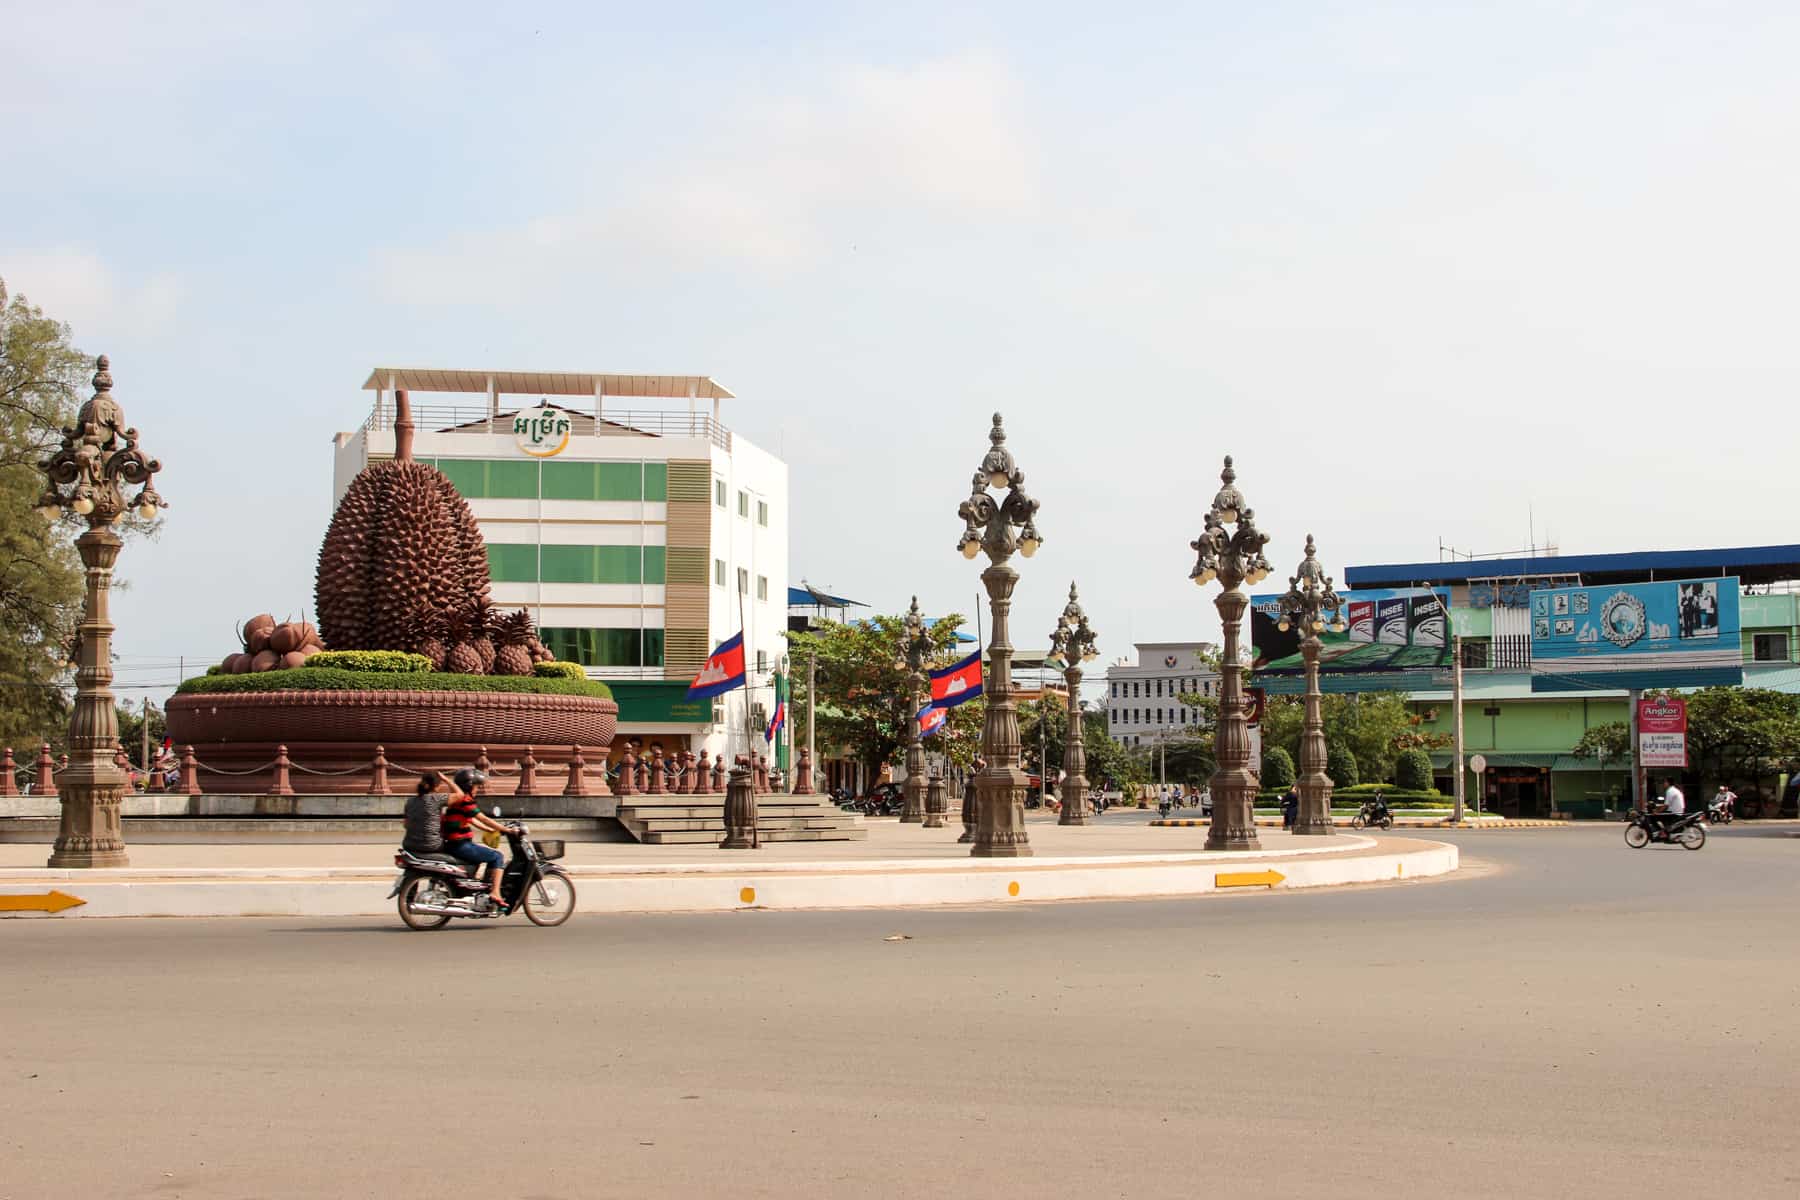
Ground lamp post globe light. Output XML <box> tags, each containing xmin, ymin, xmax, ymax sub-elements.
<box><xmin>896</xmin><ymin>595</ymin><xmax>933</xmax><ymax>824</ymax></box>
<box><xmin>954</xmin><ymin>412</ymin><xmax>1042</xmax><ymax>858</ymax></box>
<box><xmin>1276</xmin><ymin>534</ymin><xmax>1345</xmax><ymax>836</ymax></box>
<box><xmin>1189</xmin><ymin>456</ymin><xmax>1270</xmax><ymax>851</ymax></box>
<box><xmin>1048</xmin><ymin>582</ymin><xmax>1099</xmax><ymax>826</ymax></box>
<box><xmin>36</xmin><ymin>356</ymin><xmax>166</xmax><ymax>868</ymax></box>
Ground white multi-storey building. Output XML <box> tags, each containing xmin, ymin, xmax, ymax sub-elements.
<box><xmin>1103</xmin><ymin>641</ymin><xmax>1220</xmax><ymax>747</ymax></box>
<box><xmin>331</xmin><ymin>367</ymin><xmax>788</xmax><ymax>763</ymax></box>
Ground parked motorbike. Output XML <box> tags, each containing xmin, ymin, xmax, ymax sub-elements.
<box><xmin>1623</xmin><ymin>809</ymin><xmax>1707</xmax><ymax>850</ymax></box>
<box><xmin>391</xmin><ymin>821</ymin><xmax>576</xmax><ymax>929</ymax></box>
<box><xmin>1349</xmin><ymin>798</ymin><xmax>1393</xmax><ymax>830</ymax></box>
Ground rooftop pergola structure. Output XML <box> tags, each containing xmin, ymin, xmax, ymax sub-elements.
<box><xmin>360</xmin><ymin>367</ymin><xmax>737</xmax><ymax>446</ymax></box>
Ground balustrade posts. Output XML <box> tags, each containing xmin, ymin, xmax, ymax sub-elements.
<box><xmin>368</xmin><ymin>746</ymin><xmax>391</xmax><ymax>796</ymax></box>
<box><xmin>0</xmin><ymin>748</ymin><xmax>16</xmax><ymax>797</ymax></box>
<box><xmin>616</xmin><ymin>744</ymin><xmax>638</xmax><ymax>796</ymax></box>
<box><xmin>794</xmin><ymin>747</ymin><xmax>814</xmax><ymax>794</ymax></box>
<box><xmin>179</xmin><ymin>746</ymin><xmax>199</xmax><ymax>796</ymax></box>
<box><xmin>36</xmin><ymin>744</ymin><xmax>57</xmax><ymax>797</ymax></box>
<box><xmin>518</xmin><ymin>747</ymin><xmax>539</xmax><ymax>795</ymax></box>
<box><xmin>563</xmin><ymin>746</ymin><xmax>589</xmax><ymax>796</ymax></box>
<box><xmin>269</xmin><ymin>745</ymin><xmax>295</xmax><ymax>796</ymax></box>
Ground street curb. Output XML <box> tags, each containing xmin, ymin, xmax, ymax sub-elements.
<box><xmin>0</xmin><ymin>840</ymin><xmax>1458</xmax><ymax>918</ymax></box>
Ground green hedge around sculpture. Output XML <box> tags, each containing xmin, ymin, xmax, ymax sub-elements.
<box><xmin>533</xmin><ymin>661</ymin><xmax>588</xmax><ymax>680</ymax></box>
<box><xmin>304</xmin><ymin>650</ymin><xmax>434</xmax><ymax>673</ymax></box>
<box><xmin>175</xmin><ymin>667</ymin><xmax>612</xmax><ymax>700</ymax></box>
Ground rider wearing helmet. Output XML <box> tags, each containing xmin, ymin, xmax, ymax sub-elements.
<box><xmin>443</xmin><ymin>767</ymin><xmax>510</xmax><ymax>910</ymax></box>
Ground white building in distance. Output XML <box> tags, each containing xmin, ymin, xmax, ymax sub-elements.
<box><xmin>331</xmin><ymin>367</ymin><xmax>788</xmax><ymax>764</ymax></box>
<box><xmin>1103</xmin><ymin>641</ymin><xmax>1220</xmax><ymax>747</ymax></box>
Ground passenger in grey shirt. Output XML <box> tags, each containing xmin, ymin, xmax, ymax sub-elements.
<box><xmin>402</xmin><ymin>770</ymin><xmax>449</xmax><ymax>855</ymax></box>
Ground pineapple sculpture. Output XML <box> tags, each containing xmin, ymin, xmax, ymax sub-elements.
<box><xmin>494</xmin><ymin>610</ymin><xmax>536</xmax><ymax>676</ymax></box>
<box><xmin>313</xmin><ymin>390</ymin><xmax>555</xmax><ymax>676</ymax></box>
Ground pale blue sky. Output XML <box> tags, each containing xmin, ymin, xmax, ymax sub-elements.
<box><xmin>6</xmin><ymin>2</ymin><xmax>1799</xmax><ymax>698</ymax></box>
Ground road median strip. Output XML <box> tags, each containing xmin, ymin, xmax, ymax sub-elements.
<box><xmin>0</xmin><ymin>838</ymin><xmax>1458</xmax><ymax>918</ymax></box>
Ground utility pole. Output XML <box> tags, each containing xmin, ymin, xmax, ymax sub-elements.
<box><xmin>1451</xmin><ymin>633</ymin><xmax>1466</xmax><ymax>824</ymax></box>
<box><xmin>1629</xmin><ymin>688</ymin><xmax>1644</xmax><ymax>813</ymax></box>
<box><xmin>806</xmin><ymin>651</ymin><xmax>816</xmax><ymax>795</ymax></box>
<box><xmin>140</xmin><ymin>696</ymin><xmax>151</xmax><ymax>774</ymax></box>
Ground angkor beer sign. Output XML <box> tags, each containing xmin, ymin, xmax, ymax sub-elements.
<box><xmin>513</xmin><ymin>405</ymin><xmax>573</xmax><ymax>458</ymax></box>
<box><xmin>1637</xmin><ymin>697</ymin><xmax>1688</xmax><ymax>768</ymax></box>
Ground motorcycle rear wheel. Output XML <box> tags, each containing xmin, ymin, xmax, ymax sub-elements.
<box><xmin>398</xmin><ymin>875</ymin><xmax>453</xmax><ymax>930</ymax></box>
<box><xmin>1624</xmin><ymin>824</ymin><xmax>1650</xmax><ymax>849</ymax></box>
<box><xmin>1379</xmin><ymin>816</ymin><xmax>1393</xmax><ymax>830</ymax></box>
<box><xmin>1680</xmin><ymin>824</ymin><xmax>1707</xmax><ymax>851</ymax></box>
<box><xmin>523</xmin><ymin>871</ymin><xmax>577</xmax><ymax>927</ymax></box>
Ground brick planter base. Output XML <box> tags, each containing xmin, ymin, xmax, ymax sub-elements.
<box><xmin>166</xmin><ymin>690</ymin><xmax>617</xmax><ymax>796</ymax></box>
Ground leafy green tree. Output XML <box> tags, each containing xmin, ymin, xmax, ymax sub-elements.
<box><xmin>1325</xmin><ymin>742</ymin><xmax>1360</xmax><ymax>789</ymax></box>
<box><xmin>1571</xmin><ymin>722</ymin><xmax>1631</xmax><ymax>761</ymax></box>
<box><xmin>0</xmin><ymin>278</ymin><xmax>88</xmax><ymax>754</ymax></box>
<box><xmin>786</xmin><ymin>614</ymin><xmax>982</xmax><ymax>778</ymax></box>
<box><xmin>115</xmin><ymin>700</ymin><xmax>168</xmax><ymax>767</ymax></box>
<box><xmin>1679</xmin><ymin>687</ymin><xmax>1800</xmax><ymax>787</ymax></box>
<box><xmin>1261</xmin><ymin>745</ymin><xmax>1296</xmax><ymax>790</ymax></box>
<box><xmin>1394</xmin><ymin>747</ymin><xmax>1434</xmax><ymax>791</ymax></box>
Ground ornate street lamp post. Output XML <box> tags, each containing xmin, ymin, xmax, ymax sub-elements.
<box><xmin>1049</xmin><ymin>582</ymin><xmax>1099</xmax><ymax>826</ymax></box>
<box><xmin>35</xmin><ymin>356</ymin><xmax>166</xmax><ymax>868</ymax></box>
<box><xmin>895</xmin><ymin>595</ymin><xmax>933</xmax><ymax>824</ymax></box>
<box><xmin>1189</xmin><ymin>456</ymin><xmax>1270</xmax><ymax>851</ymax></box>
<box><xmin>1276</xmin><ymin>535</ymin><xmax>1345</xmax><ymax>836</ymax></box>
<box><xmin>955</xmin><ymin>413</ymin><xmax>1042</xmax><ymax>858</ymax></box>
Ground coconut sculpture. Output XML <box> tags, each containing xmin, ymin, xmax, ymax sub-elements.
<box><xmin>165</xmin><ymin>391</ymin><xmax>616</xmax><ymax>799</ymax></box>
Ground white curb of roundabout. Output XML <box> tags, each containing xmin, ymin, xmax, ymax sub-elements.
<box><xmin>0</xmin><ymin>838</ymin><xmax>1457</xmax><ymax>918</ymax></box>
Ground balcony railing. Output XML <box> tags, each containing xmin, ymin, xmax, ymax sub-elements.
<box><xmin>361</xmin><ymin>400</ymin><xmax>731</xmax><ymax>451</ymax></box>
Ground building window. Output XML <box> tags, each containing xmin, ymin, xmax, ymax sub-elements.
<box><xmin>715</xmin><ymin>479</ymin><xmax>727</xmax><ymax>507</ymax></box>
<box><xmin>737</xmin><ymin>490</ymin><xmax>749</xmax><ymax>518</ymax></box>
<box><xmin>537</xmin><ymin>627</ymin><xmax>664</xmax><ymax>667</ymax></box>
<box><xmin>1461</xmin><ymin>639</ymin><xmax>1491</xmax><ymax>669</ymax></box>
<box><xmin>1754</xmin><ymin>633</ymin><xmax>1790</xmax><ymax>662</ymax></box>
<box><xmin>756</xmin><ymin>575</ymin><xmax>768</xmax><ymax>601</ymax></box>
<box><xmin>756</xmin><ymin>650</ymin><xmax>768</xmax><ymax>672</ymax></box>
<box><xmin>715</xmin><ymin>559</ymin><xmax>725</xmax><ymax>586</ymax></box>
<box><xmin>757</xmin><ymin>500</ymin><xmax>769</xmax><ymax>526</ymax></box>
<box><xmin>737</xmin><ymin>567</ymin><xmax>749</xmax><ymax>593</ymax></box>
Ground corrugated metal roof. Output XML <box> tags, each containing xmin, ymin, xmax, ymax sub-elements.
<box><xmin>1347</xmin><ymin>544</ymin><xmax>1800</xmax><ymax>589</ymax></box>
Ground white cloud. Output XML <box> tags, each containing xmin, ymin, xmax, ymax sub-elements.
<box><xmin>0</xmin><ymin>248</ymin><xmax>187</xmax><ymax>341</ymax></box>
<box><xmin>371</xmin><ymin>54</ymin><xmax>1039</xmax><ymax>302</ymax></box>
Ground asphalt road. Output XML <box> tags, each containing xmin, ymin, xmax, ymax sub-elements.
<box><xmin>3</xmin><ymin>825</ymin><xmax>1798</xmax><ymax>1199</ymax></box>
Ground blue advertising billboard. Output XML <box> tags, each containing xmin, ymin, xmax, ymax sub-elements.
<box><xmin>1528</xmin><ymin>577</ymin><xmax>1742</xmax><ymax>692</ymax></box>
<box><xmin>1251</xmin><ymin>587</ymin><xmax>1452</xmax><ymax>677</ymax></box>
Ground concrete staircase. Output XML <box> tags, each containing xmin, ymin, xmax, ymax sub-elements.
<box><xmin>615</xmin><ymin>793</ymin><xmax>868</xmax><ymax>845</ymax></box>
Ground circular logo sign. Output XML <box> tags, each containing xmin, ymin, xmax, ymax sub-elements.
<box><xmin>513</xmin><ymin>405</ymin><xmax>573</xmax><ymax>458</ymax></box>
<box><xmin>1164</xmin><ymin>654</ymin><xmax>1178</xmax><ymax>668</ymax></box>
<box><xmin>1469</xmin><ymin>753</ymin><xmax>1487</xmax><ymax>774</ymax></box>
<box><xmin>1599</xmin><ymin>591</ymin><xmax>1647</xmax><ymax>648</ymax></box>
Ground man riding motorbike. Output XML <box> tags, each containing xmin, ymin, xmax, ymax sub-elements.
<box><xmin>421</xmin><ymin>768</ymin><xmax>511</xmax><ymax>910</ymax></box>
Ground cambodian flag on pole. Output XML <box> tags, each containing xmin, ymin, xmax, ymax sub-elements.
<box><xmin>765</xmin><ymin>694</ymin><xmax>786</xmax><ymax>744</ymax></box>
<box><xmin>686</xmin><ymin>632</ymin><xmax>746</xmax><ymax>699</ymax></box>
<box><xmin>917</xmin><ymin>704</ymin><xmax>947</xmax><ymax>738</ymax></box>
<box><xmin>929</xmin><ymin>650</ymin><xmax>983</xmax><ymax>710</ymax></box>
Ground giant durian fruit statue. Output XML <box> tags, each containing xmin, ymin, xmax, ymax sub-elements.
<box><xmin>314</xmin><ymin>390</ymin><xmax>550</xmax><ymax>673</ymax></box>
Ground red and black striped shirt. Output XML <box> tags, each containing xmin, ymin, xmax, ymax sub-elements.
<box><xmin>441</xmin><ymin>793</ymin><xmax>478</xmax><ymax>844</ymax></box>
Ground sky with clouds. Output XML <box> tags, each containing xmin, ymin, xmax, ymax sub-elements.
<box><xmin>5</xmin><ymin>1</ymin><xmax>1799</xmax><ymax>701</ymax></box>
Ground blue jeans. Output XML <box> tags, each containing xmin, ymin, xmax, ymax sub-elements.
<box><xmin>449</xmin><ymin>840</ymin><xmax>505</xmax><ymax>877</ymax></box>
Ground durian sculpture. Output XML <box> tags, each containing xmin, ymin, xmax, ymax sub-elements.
<box><xmin>313</xmin><ymin>390</ymin><xmax>551</xmax><ymax>675</ymax></box>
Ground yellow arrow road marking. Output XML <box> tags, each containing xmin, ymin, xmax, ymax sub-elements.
<box><xmin>0</xmin><ymin>890</ymin><xmax>86</xmax><ymax>914</ymax></box>
<box><xmin>1215</xmin><ymin>870</ymin><xmax>1285</xmax><ymax>889</ymax></box>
